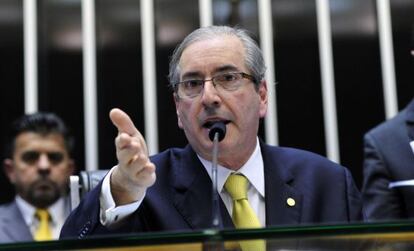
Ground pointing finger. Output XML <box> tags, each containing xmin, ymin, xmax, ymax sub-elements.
<box><xmin>110</xmin><ymin>108</ymin><xmax>139</xmax><ymax>136</ymax></box>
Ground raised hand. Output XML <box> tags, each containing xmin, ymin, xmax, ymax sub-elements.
<box><xmin>109</xmin><ymin>108</ymin><xmax>156</xmax><ymax>205</ymax></box>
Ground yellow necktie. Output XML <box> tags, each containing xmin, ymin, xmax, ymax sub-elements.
<box><xmin>225</xmin><ymin>174</ymin><xmax>266</xmax><ymax>251</ymax></box>
<box><xmin>225</xmin><ymin>174</ymin><xmax>261</xmax><ymax>228</ymax></box>
<box><xmin>34</xmin><ymin>209</ymin><xmax>52</xmax><ymax>241</ymax></box>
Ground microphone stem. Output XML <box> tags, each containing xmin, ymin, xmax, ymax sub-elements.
<box><xmin>212</xmin><ymin>132</ymin><xmax>220</xmax><ymax>228</ymax></box>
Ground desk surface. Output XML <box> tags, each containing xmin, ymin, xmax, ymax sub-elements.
<box><xmin>1</xmin><ymin>221</ymin><xmax>414</xmax><ymax>250</ymax></box>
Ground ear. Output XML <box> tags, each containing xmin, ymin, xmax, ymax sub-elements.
<box><xmin>258</xmin><ymin>80</ymin><xmax>268</xmax><ymax>118</ymax></box>
<box><xmin>173</xmin><ymin>93</ymin><xmax>184</xmax><ymax>129</ymax></box>
<box><xmin>3</xmin><ymin>158</ymin><xmax>16</xmax><ymax>184</ymax></box>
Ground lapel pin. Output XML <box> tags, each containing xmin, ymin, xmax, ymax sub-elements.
<box><xmin>287</xmin><ymin>197</ymin><xmax>295</xmax><ymax>207</ymax></box>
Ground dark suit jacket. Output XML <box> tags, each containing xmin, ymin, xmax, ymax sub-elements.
<box><xmin>362</xmin><ymin>99</ymin><xmax>414</xmax><ymax>220</ymax></box>
<box><xmin>0</xmin><ymin>201</ymin><xmax>33</xmax><ymax>243</ymax></box>
<box><xmin>60</xmin><ymin>142</ymin><xmax>362</xmax><ymax>239</ymax></box>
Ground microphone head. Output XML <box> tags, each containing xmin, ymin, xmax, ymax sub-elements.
<box><xmin>208</xmin><ymin>122</ymin><xmax>226</xmax><ymax>142</ymax></box>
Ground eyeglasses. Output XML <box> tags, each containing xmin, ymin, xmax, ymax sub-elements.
<box><xmin>20</xmin><ymin>151</ymin><xmax>65</xmax><ymax>165</ymax></box>
<box><xmin>173</xmin><ymin>72</ymin><xmax>257</xmax><ymax>99</ymax></box>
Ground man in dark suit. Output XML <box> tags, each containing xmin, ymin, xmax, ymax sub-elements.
<box><xmin>362</xmin><ymin>99</ymin><xmax>414</xmax><ymax>220</ymax></box>
<box><xmin>0</xmin><ymin>113</ymin><xmax>75</xmax><ymax>243</ymax></box>
<box><xmin>60</xmin><ymin>26</ymin><xmax>362</xmax><ymax>239</ymax></box>
<box><xmin>362</xmin><ymin>30</ymin><xmax>414</xmax><ymax>220</ymax></box>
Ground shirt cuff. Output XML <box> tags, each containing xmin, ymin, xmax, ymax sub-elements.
<box><xmin>99</xmin><ymin>166</ymin><xmax>143</xmax><ymax>226</ymax></box>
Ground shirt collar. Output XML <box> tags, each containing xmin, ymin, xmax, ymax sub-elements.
<box><xmin>198</xmin><ymin>137</ymin><xmax>265</xmax><ymax>197</ymax></box>
<box><xmin>15</xmin><ymin>196</ymin><xmax>36</xmax><ymax>226</ymax></box>
<box><xmin>15</xmin><ymin>195</ymin><xmax>66</xmax><ymax>226</ymax></box>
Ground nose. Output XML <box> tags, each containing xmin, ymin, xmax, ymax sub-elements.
<box><xmin>200</xmin><ymin>80</ymin><xmax>221</xmax><ymax>107</ymax></box>
<box><xmin>37</xmin><ymin>153</ymin><xmax>51</xmax><ymax>171</ymax></box>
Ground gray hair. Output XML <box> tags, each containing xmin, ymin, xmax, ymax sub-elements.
<box><xmin>168</xmin><ymin>26</ymin><xmax>266</xmax><ymax>90</ymax></box>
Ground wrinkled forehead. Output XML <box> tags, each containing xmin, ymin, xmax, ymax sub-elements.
<box><xmin>178</xmin><ymin>35</ymin><xmax>246</xmax><ymax>76</ymax></box>
<box><xmin>181</xmin><ymin>34</ymin><xmax>245</xmax><ymax>58</ymax></box>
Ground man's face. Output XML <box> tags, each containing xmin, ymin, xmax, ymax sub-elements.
<box><xmin>4</xmin><ymin>132</ymin><xmax>74</xmax><ymax>208</ymax></box>
<box><xmin>174</xmin><ymin>35</ymin><xmax>268</xmax><ymax>169</ymax></box>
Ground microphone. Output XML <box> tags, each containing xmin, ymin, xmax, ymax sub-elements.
<box><xmin>209</xmin><ymin>122</ymin><xmax>226</xmax><ymax>142</ymax></box>
<box><xmin>209</xmin><ymin>122</ymin><xmax>226</xmax><ymax>229</ymax></box>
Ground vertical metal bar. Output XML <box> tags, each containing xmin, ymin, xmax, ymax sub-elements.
<box><xmin>315</xmin><ymin>0</ymin><xmax>340</xmax><ymax>163</ymax></box>
<box><xmin>23</xmin><ymin>0</ymin><xmax>38</xmax><ymax>113</ymax></box>
<box><xmin>81</xmin><ymin>0</ymin><xmax>98</xmax><ymax>171</ymax></box>
<box><xmin>258</xmin><ymin>0</ymin><xmax>278</xmax><ymax>146</ymax></box>
<box><xmin>141</xmin><ymin>0</ymin><xmax>159</xmax><ymax>154</ymax></box>
<box><xmin>199</xmin><ymin>0</ymin><xmax>213</xmax><ymax>27</ymax></box>
<box><xmin>376</xmin><ymin>0</ymin><xmax>398</xmax><ymax>118</ymax></box>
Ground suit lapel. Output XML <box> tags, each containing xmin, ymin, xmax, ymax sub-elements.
<box><xmin>1</xmin><ymin>202</ymin><xmax>33</xmax><ymax>242</ymax></box>
<box><xmin>171</xmin><ymin>145</ymin><xmax>233</xmax><ymax>230</ymax></box>
<box><xmin>261</xmin><ymin>143</ymin><xmax>302</xmax><ymax>226</ymax></box>
<box><xmin>171</xmin><ymin>143</ymin><xmax>304</xmax><ymax>228</ymax></box>
<box><xmin>405</xmin><ymin>99</ymin><xmax>414</xmax><ymax>142</ymax></box>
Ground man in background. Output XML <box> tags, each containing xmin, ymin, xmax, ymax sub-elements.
<box><xmin>0</xmin><ymin>112</ymin><xmax>75</xmax><ymax>242</ymax></box>
<box><xmin>362</xmin><ymin>27</ymin><xmax>414</xmax><ymax>220</ymax></box>
<box><xmin>362</xmin><ymin>98</ymin><xmax>414</xmax><ymax>220</ymax></box>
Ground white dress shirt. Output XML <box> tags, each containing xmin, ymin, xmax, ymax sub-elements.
<box><xmin>15</xmin><ymin>196</ymin><xmax>68</xmax><ymax>239</ymax></box>
<box><xmin>197</xmin><ymin>138</ymin><xmax>265</xmax><ymax>226</ymax></box>
<box><xmin>100</xmin><ymin>137</ymin><xmax>265</xmax><ymax>227</ymax></box>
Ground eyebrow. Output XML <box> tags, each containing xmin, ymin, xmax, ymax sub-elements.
<box><xmin>181</xmin><ymin>72</ymin><xmax>202</xmax><ymax>80</ymax></box>
<box><xmin>181</xmin><ymin>65</ymin><xmax>241</xmax><ymax>80</ymax></box>
<box><xmin>214</xmin><ymin>65</ymin><xmax>240</xmax><ymax>74</ymax></box>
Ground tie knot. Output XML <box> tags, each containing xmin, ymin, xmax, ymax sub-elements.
<box><xmin>35</xmin><ymin>209</ymin><xmax>50</xmax><ymax>222</ymax></box>
<box><xmin>225</xmin><ymin>174</ymin><xmax>248</xmax><ymax>201</ymax></box>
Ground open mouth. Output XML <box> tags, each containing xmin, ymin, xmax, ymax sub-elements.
<box><xmin>202</xmin><ymin>120</ymin><xmax>230</xmax><ymax>129</ymax></box>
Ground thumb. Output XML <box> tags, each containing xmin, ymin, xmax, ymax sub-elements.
<box><xmin>109</xmin><ymin>108</ymin><xmax>139</xmax><ymax>136</ymax></box>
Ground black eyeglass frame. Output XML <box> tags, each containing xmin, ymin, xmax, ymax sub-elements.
<box><xmin>171</xmin><ymin>72</ymin><xmax>259</xmax><ymax>99</ymax></box>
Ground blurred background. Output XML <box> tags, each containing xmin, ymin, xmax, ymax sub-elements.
<box><xmin>0</xmin><ymin>0</ymin><xmax>413</xmax><ymax>203</ymax></box>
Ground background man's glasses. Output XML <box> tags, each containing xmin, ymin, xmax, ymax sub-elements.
<box><xmin>20</xmin><ymin>151</ymin><xmax>65</xmax><ymax>165</ymax></box>
<box><xmin>174</xmin><ymin>72</ymin><xmax>257</xmax><ymax>99</ymax></box>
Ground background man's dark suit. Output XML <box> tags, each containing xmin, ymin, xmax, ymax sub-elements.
<box><xmin>362</xmin><ymin>99</ymin><xmax>414</xmax><ymax>220</ymax></box>
<box><xmin>0</xmin><ymin>202</ymin><xmax>33</xmax><ymax>242</ymax></box>
<box><xmin>60</xmin><ymin>142</ymin><xmax>362</xmax><ymax>239</ymax></box>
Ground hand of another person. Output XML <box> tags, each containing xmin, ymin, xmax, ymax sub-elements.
<box><xmin>109</xmin><ymin>108</ymin><xmax>156</xmax><ymax>205</ymax></box>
